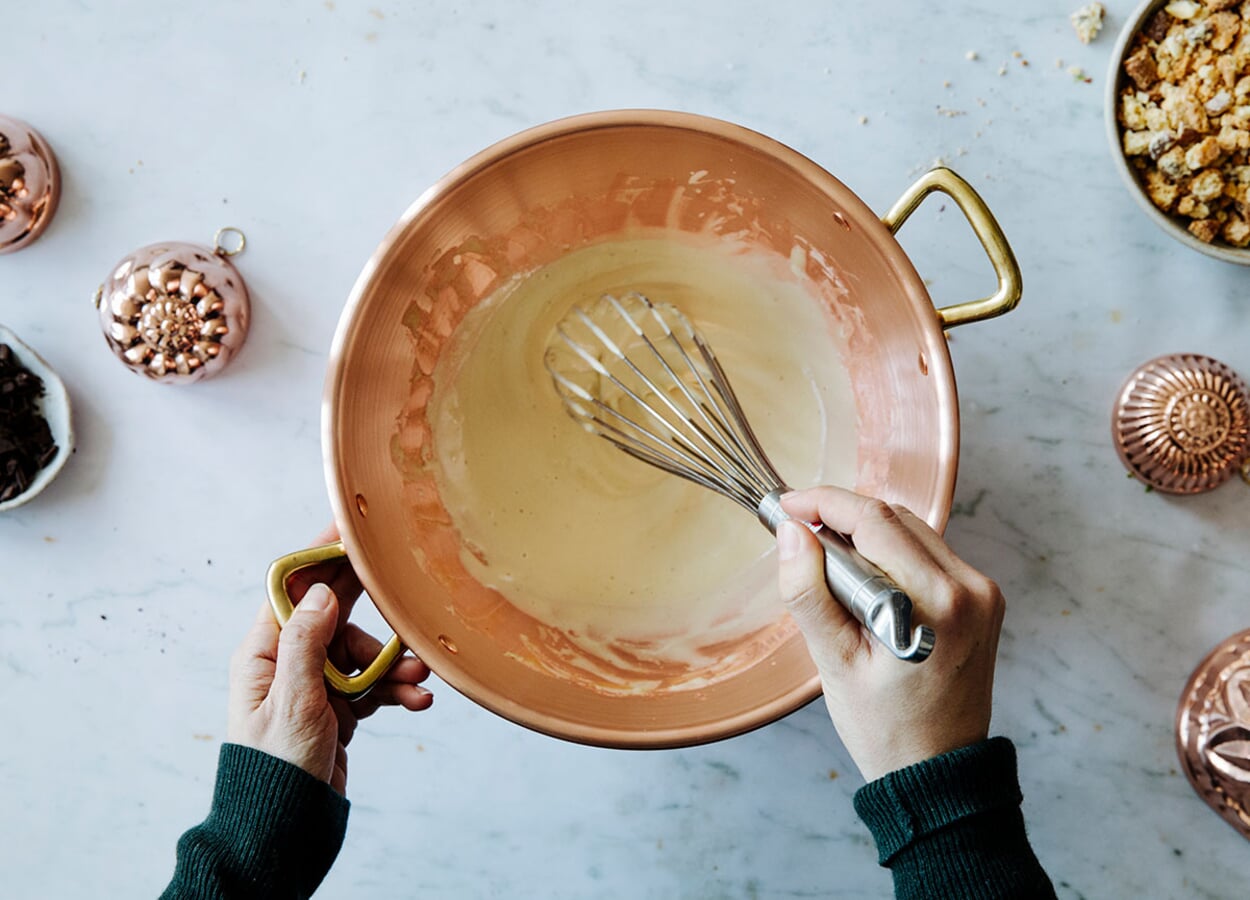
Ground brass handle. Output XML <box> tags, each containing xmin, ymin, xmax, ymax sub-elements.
<box><xmin>266</xmin><ymin>540</ymin><xmax>405</xmax><ymax>700</ymax></box>
<box><xmin>881</xmin><ymin>166</ymin><xmax>1022</xmax><ymax>330</ymax></box>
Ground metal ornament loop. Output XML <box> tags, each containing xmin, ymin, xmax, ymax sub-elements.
<box><xmin>213</xmin><ymin>226</ymin><xmax>246</xmax><ymax>257</ymax></box>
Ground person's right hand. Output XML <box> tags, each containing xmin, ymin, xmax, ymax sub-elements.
<box><xmin>775</xmin><ymin>486</ymin><xmax>1005</xmax><ymax>782</ymax></box>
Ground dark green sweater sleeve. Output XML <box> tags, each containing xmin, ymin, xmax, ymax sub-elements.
<box><xmin>852</xmin><ymin>737</ymin><xmax>1055</xmax><ymax>900</ymax></box>
<box><xmin>161</xmin><ymin>743</ymin><xmax>350</xmax><ymax>900</ymax></box>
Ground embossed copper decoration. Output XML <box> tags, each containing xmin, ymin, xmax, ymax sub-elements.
<box><xmin>1177</xmin><ymin>628</ymin><xmax>1250</xmax><ymax>842</ymax></box>
<box><xmin>1112</xmin><ymin>354</ymin><xmax>1250</xmax><ymax>494</ymax></box>
<box><xmin>0</xmin><ymin>115</ymin><xmax>60</xmax><ymax>254</ymax></box>
<box><xmin>94</xmin><ymin>228</ymin><xmax>250</xmax><ymax>383</ymax></box>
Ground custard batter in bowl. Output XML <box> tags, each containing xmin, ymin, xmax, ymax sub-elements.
<box><xmin>418</xmin><ymin>233</ymin><xmax>857</xmax><ymax>693</ymax></box>
<box><xmin>267</xmin><ymin>110</ymin><xmax>1020</xmax><ymax>748</ymax></box>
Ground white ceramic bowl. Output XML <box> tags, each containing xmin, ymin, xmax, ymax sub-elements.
<box><xmin>0</xmin><ymin>325</ymin><xmax>73</xmax><ymax>511</ymax></box>
<box><xmin>1105</xmin><ymin>0</ymin><xmax>1250</xmax><ymax>265</ymax></box>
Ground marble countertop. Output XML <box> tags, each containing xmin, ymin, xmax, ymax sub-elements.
<box><xmin>3</xmin><ymin>1</ymin><xmax>1248</xmax><ymax>897</ymax></box>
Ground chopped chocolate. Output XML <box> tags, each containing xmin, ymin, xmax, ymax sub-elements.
<box><xmin>0</xmin><ymin>343</ymin><xmax>57</xmax><ymax>503</ymax></box>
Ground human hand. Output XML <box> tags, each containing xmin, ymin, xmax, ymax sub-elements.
<box><xmin>776</xmin><ymin>487</ymin><xmax>1004</xmax><ymax>782</ymax></box>
<box><xmin>227</xmin><ymin>525</ymin><xmax>433</xmax><ymax>795</ymax></box>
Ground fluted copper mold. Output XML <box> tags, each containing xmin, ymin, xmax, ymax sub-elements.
<box><xmin>1177</xmin><ymin>628</ymin><xmax>1250</xmax><ymax>842</ymax></box>
<box><xmin>1112</xmin><ymin>354</ymin><xmax>1250</xmax><ymax>494</ymax></box>
<box><xmin>94</xmin><ymin>240</ymin><xmax>250</xmax><ymax>383</ymax></box>
<box><xmin>0</xmin><ymin>115</ymin><xmax>60</xmax><ymax>254</ymax></box>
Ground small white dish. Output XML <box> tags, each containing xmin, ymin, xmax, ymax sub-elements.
<box><xmin>0</xmin><ymin>325</ymin><xmax>73</xmax><ymax>512</ymax></box>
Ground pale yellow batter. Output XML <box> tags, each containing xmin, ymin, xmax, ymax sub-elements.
<box><xmin>422</xmin><ymin>231</ymin><xmax>858</xmax><ymax>683</ymax></box>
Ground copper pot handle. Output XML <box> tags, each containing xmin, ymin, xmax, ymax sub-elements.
<box><xmin>266</xmin><ymin>540</ymin><xmax>405</xmax><ymax>700</ymax></box>
<box><xmin>881</xmin><ymin>166</ymin><xmax>1022</xmax><ymax>329</ymax></box>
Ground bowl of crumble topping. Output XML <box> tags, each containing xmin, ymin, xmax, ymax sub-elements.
<box><xmin>1108</xmin><ymin>0</ymin><xmax>1250</xmax><ymax>263</ymax></box>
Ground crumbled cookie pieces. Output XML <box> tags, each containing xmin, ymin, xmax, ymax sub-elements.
<box><xmin>1118</xmin><ymin>1</ymin><xmax>1250</xmax><ymax>245</ymax></box>
<box><xmin>1072</xmin><ymin>3</ymin><xmax>1107</xmax><ymax>44</ymax></box>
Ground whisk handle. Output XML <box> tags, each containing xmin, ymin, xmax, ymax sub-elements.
<box><xmin>758</xmin><ymin>490</ymin><xmax>935</xmax><ymax>663</ymax></box>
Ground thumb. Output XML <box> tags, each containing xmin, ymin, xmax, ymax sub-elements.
<box><xmin>274</xmin><ymin>584</ymin><xmax>338</xmax><ymax>693</ymax></box>
<box><xmin>776</xmin><ymin>520</ymin><xmax>860</xmax><ymax>666</ymax></box>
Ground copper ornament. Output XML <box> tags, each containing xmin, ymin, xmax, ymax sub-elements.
<box><xmin>0</xmin><ymin>115</ymin><xmax>61</xmax><ymax>254</ymax></box>
<box><xmin>1177</xmin><ymin>628</ymin><xmax>1250</xmax><ymax>842</ymax></box>
<box><xmin>1112</xmin><ymin>354</ymin><xmax>1250</xmax><ymax>494</ymax></box>
<box><xmin>94</xmin><ymin>229</ymin><xmax>250</xmax><ymax>384</ymax></box>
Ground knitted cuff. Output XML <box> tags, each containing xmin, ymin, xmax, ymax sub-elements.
<box><xmin>852</xmin><ymin>737</ymin><xmax>1023</xmax><ymax>866</ymax></box>
<box><xmin>199</xmin><ymin>743</ymin><xmax>349</xmax><ymax>896</ymax></box>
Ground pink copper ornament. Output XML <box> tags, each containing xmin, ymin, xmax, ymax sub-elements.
<box><xmin>1177</xmin><ymin>629</ymin><xmax>1250</xmax><ymax>842</ymax></box>
<box><xmin>1112</xmin><ymin>354</ymin><xmax>1250</xmax><ymax>494</ymax></box>
<box><xmin>0</xmin><ymin>115</ymin><xmax>61</xmax><ymax>254</ymax></box>
<box><xmin>94</xmin><ymin>228</ymin><xmax>250</xmax><ymax>384</ymax></box>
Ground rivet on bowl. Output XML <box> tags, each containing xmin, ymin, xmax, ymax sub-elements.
<box><xmin>355</xmin><ymin>493</ymin><xmax>368</xmax><ymax>517</ymax></box>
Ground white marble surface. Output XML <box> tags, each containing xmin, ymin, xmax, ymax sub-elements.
<box><xmin>3</xmin><ymin>1</ymin><xmax>1249</xmax><ymax>897</ymax></box>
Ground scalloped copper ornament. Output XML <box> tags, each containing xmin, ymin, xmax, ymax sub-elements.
<box><xmin>93</xmin><ymin>229</ymin><xmax>250</xmax><ymax>384</ymax></box>
<box><xmin>0</xmin><ymin>115</ymin><xmax>61</xmax><ymax>254</ymax></box>
<box><xmin>1112</xmin><ymin>354</ymin><xmax>1250</xmax><ymax>494</ymax></box>
<box><xmin>1177</xmin><ymin>628</ymin><xmax>1250</xmax><ymax>842</ymax></box>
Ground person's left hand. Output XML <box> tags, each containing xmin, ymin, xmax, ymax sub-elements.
<box><xmin>227</xmin><ymin>525</ymin><xmax>433</xmax><ymax>795</ymax></box>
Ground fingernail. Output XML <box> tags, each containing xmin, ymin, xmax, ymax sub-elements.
<box><xmin>777</xmin><ymin>520</ymin><xmax>801</xmax><ymax>560</ymax></box>
<box><xmin>301</xmin><ymin>583</ymin><xmax>331</xmax><ymax>612</ymax></box>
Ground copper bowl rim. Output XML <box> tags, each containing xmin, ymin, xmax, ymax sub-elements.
<box><xmin>319</xmin><ymin>109</ymin><xmax>960</xmax><ymax>747</ymax></box>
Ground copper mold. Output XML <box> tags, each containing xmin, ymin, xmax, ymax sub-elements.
<box><xmin>0</xmin><ymin>115</ymin><xmax>60</xmax><ymax>254</ymax></box>
<box><xmin>1113</xmin><ymin>354</ymin><xmax>1250</xmax><ymax>494</ymax></box>
<box><xmin>94</xmin><ymin>241</ymin><xmax>250</xmax><ymax>383</ymax></box>
<box><xmin>1177</xmin><ymin>628</ymin><xmax>1250</xmax><ymax>842</ymax></box>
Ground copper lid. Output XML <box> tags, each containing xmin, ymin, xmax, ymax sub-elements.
<box><xmin>1112</xmin><ymin>354</ymin><xmax>1250</xmax><ymax>494</ymax></box>
<box><xmin>1177</xmin><ymin>628</ymin><xmax>1250</xmax><ymax>842</ymax></box>
<box><xmin>0</xmin><ymin>115</ymin><xmax>60</xmax><ymax>254</ymax></box>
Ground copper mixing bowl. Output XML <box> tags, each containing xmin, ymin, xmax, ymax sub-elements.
<box><xmin>267</xmin><ymin>110</ymin><xmax>1021</xmax><ymax>748</ymax></box>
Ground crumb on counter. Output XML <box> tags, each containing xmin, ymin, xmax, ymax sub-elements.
<box><xmin>966</xmin><ymin>50</ymin><xmax>979</xmax><ymax>60</ymax></box>
<box><xmin>1071</xmin><ymin>3</ymin><xmax>1106</xmax><ymax>44</ymax></box>
<box><xmin>1116</xmin><ymin>0</ymin><xmax>1250</xmax><ymax>246</ymax></box>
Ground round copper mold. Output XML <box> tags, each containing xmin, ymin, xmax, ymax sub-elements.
<box><xmin>1112</xmin><ymin>354</ymin><xmax>1250</xmax><ymax>494</ymax></box>
<box><xmin>1177</xmin><ymin>628</ymin><xmax>1250</xmax><ymax>842</ymax></box>
<box><xmin>0</xmin><ymin>115</ymin><xmax>61</xmax><ymax>254</ymax></box>
<box><xmin>94</xmin><ymin>241</ymin><xmax>250</xmax><ymax>384</ymax></box>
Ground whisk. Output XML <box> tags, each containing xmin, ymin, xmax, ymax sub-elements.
<box><xmin>544</xmin><ymin>292</ymin><xmax>934</xmax><ymax>662</ymax></box>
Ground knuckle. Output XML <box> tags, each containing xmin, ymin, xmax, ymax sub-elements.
<box><xmin>784</xmin><ymin>582</ymin><xmax>834</xmax><ymax>622</ymax></box>
<box><xmin>279</xmin><ymin>619</ymin><xmax>315</xmax><ymax>648</ymax></box>
<box><xmin>861</xmin><ymin>499</ymin><xmax>898</xmax><ymax>524</ymax></box>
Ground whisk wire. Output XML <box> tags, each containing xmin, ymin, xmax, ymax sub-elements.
<box><xmin>694</xmin><ymin>332</ymin><xmax>787</xmax><ymax>489</ymax></box>
<box><xmin>543</xmin><ymin>291</ymin><xmax>935</xmax><ymax>664</ymax></box>
<box><xmin>549</xmin><ymin>331</ymin><xmax>764</xmax><ymax>508</ymax></box>
<box><xmin>566</xmin><ymin>298</ymin><xmax>773</xmax><ymax>500</ymax></box>
<box><xmin>616</xmin><ymin>294</ymin><xmax>779</xmax><ymax>498</ymax></box>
